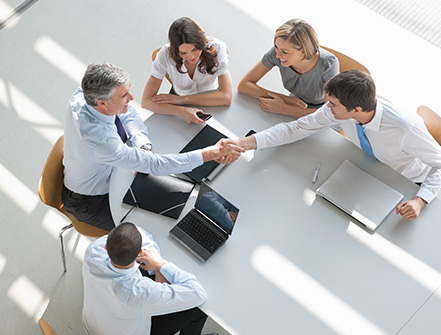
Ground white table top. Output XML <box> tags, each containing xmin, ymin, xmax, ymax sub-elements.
<box><xmin>109</xmin><ymin>93</ymin><xmax>441</xmax><ymax>335</ymax></box>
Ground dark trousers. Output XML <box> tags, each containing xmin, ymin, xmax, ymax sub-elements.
<box><xmin>61</xmin><ymin>185</ymin><xmax>115</xmax><ymax>231</ymax></box>
<box><xmin>139</xmin><ymin>269</ymin><xmax>207</xmax><ymax>335</ymax></box>
<box><xmin>151</xmin><ymin>307</ymin><xmax>207</xmax><ymax>335</ymax></box>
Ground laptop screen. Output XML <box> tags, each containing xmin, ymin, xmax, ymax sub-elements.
<box><xmin>195</xmin><ymin>183</ymin><xmax>239</xmax><ymax>235</ymax></box>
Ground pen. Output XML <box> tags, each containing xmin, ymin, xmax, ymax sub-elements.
<box><xmin>312</xmin><ymin>162</ymin><xmax>321</xmax><ymax>184</ymax></box>
<box><xmin>120</xmin><ymin>187</ymin><xmax>139</xmax><ymax>223</ymax></box>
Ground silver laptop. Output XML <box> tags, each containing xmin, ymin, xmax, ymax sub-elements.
<box><xmin>169</xmin><ymin>182</ymin><xmax>239</xmax><ymax>261</ymax></box>
<box><xmin>316</xmin><ymin>160</ymin><xmax>404</xmax><ymax>231</ymax></box>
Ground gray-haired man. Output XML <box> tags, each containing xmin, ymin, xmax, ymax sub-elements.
<box><xmin>62</xmin><ymin>63</ymin><xmax>244</xmax><ymax>231</ymax></box>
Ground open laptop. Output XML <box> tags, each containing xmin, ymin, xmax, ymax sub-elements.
<box><xmin>316</xmin><ymin>159</ymin><xmax>404</xmax><ymax>231</ymax></box>
<box><xmin>169</xmin><ymin>182</ymin><xmax>239</xmax><ymax>261</ymax></box>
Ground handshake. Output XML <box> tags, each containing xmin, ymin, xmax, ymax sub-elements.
<box><xmin>201</xmin><ymin>135</ymin><xmax>258</xmax><ymax>164</ymax></box>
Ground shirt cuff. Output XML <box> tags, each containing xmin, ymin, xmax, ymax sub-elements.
<box><xmin>188</xmin><ymin>149</ymin><xmax>204</xmax><ymax>167</ymax></box>
<box><xmin>416</xmin><ymin>188</ymin><xmax>435</xmax><ymax>204</ymax></box>
<box><xmin>159</xmin><ymin>262</ymin><xmax>180</xmax><ymax>282</ymax></box>
<box><xmin>254</xmin><ymin>132</ymin><xmax>266</xmax><ymax>150</ymax></box>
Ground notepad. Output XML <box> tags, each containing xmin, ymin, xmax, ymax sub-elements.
<box><xmin>179</xmin><ymin>125</ymin><xmax>227</xmax><ymax>184</ymax></box>
<box><xmin>122</xmin><ymin>173</ymin><xmax>195</xmax><ymax>219</ymax></box>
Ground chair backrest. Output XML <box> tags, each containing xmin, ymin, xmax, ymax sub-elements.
<box><xmin>38</xmin><ymin>136</ymin><xmax>67</xmax><ymax>215</ymax></box>
<box><xmin>417</xmin><ymin>105</ymin><xmax>441</xmax><ymax>146</ymax></box>
<box><xmin>38</xmin><ymin>135</ymin><xmax>109</xmax><ymax>237</ymax></box>
<box><xmin>152</xmin><ymin>47</ymin><xmax>173</xmax><ymax>85</ymax></box>
<box><xmin>38</xmin><ymin>319</ymin><xmax>56</xmax><ymax>335</ymax></box>
<box><xmin>321</xmin><ymin>46</ymin><xmax>370</xmax><ymax>74</ymax></box>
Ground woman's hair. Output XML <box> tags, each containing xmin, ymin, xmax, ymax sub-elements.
<box><xmin>168</xmin><ymin>17</ymin><xmax>218</xmax><ymax>75</ymax></box>
<box><xmin>324</xmin><ymin>69</ymin><xmax>377</xmax><ymax>112</ymax></box>
<box><xmin>274</xmin><ymin>19</ymin><xmax>319</xmax><ymax>60</ymax></box>
<box><xmin>106</xmin><ymin>222</ymin><xmax>142</xmax><ymax>267</ymax></box>
<box><xmin>81</xmin><ymin>63</ymin><xmax>129</xmax><ymax>106</ymax></box>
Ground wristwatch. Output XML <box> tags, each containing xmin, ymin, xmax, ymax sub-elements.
<box><xmin>140</xmin><ymin>143</ymin><xmax>153</xmax><ymax>152</ymax></box>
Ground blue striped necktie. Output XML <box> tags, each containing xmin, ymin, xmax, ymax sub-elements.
<box><xmin>115</xmin><ymin>115</ymin><xmax>127</xmax><ymax>143</ymax></box>
<box><xmin>355</xmin><ymin>122</ymin><xmax>377</xmax><ymax>160</ymax></box>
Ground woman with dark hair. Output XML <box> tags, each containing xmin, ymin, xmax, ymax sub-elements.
<box><xmin>238</xmin><ymin>18</ymin><xmax>339</xmax><ymax>118</ymax></box>
<box><xmin>142</xmin><ymin>17</ymin><xmax>232</xmax><ymax>124</ymax></box>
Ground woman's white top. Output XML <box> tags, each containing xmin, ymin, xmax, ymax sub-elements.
<box><xmin>151</xmin><ymin>37</ymin><xmax>229</xmax><ymax>96</ymax></box>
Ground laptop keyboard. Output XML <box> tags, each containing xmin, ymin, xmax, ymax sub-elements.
<box><xmin>177</xmin><ymin>212</ymin><xmax>225</xmax><ymax>253</ymax></box>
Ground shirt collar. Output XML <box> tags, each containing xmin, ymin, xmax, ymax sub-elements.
<box><xmin>108</xmin><ymin>259</ymin><xmax>140</xmax><ymax>275</ymax></box>
<box><xmin>358</xmin><ymin>99</ymin><xmax>383</xmax><ymax>132</ymax></box>
<box><xmin>85</xmin><ymin>104</ymin><xmax>115</xmax><ymax>124</ymax></box>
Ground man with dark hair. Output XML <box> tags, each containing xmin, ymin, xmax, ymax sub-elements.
<box><xmin>62</xmin><ymin>63</ymin><xmax>244</xmax><ymax>231</ymax></box>
<box><xmin>230</xmin><ymin>70</ymin><xmax>441</xmax><ymax>220</ymax></box>
<box><xmin>82</xmin><ymin>222</ymin><xmax>215</xmax><ymax>335</ymax></box>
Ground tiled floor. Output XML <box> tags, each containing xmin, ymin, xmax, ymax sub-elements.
<box><xmin>1</xmin><ymin>0</ymin><xmax>441</xmax><ymax>334</ymax></box>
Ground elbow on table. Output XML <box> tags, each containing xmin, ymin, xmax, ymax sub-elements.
<box><xmin>223</xmin><ymin>92</ymin><xmax>232</xmax><ymax>106</ymax></box>
<box><xmin>237</xmin><ymin>80</ymin><xmax>247</xmax><ymax>95</ymax></box>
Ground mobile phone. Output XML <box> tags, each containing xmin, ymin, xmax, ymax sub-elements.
<box><xmin>245</xmin><ymin>129</ymin><xmax>256</xmax><ymax>136</ymax></box>
<box><xmin>196</xmin><ymin>112</ymin><xmax>212</xmax><ymax>121</ymax></box>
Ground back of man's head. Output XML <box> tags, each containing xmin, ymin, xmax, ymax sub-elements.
<box><xmin>106</xmin><ymin>222</ymin><xmax>142</xmax><ymax>267</ymax></box>
<box><xmin>325</xmin><ymin>69</ymin><xmax>376</xmax><ymax>112</ymax></box>
<box><xmin>81</xmin><ymin>63</ymin><xmax>130</xmax><ymax>106</ymax></box>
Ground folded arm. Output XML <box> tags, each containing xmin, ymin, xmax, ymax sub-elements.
<box><xmin>238</xmin><ymin>61</ymin><xmax>310</xmax><ymax>117</ymax></box>
<box><xmin>141</xmin><ymin>75</ymin><xmax>205</xmax><ymax>124</ymax></box>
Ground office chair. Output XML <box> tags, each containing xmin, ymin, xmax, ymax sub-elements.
<box><xmin>152</xmin><ymin>47</ymin><xmax>173</xmax><ymax>85</ymax></box>
<box><xmin>417</xmin><ymin>105</ymin><xmax>441</xmax><ymax>146</ymax></box>
<box><xmin>38</xmin><ymin>319</ymin><xmax>56</xmax><ymax>335</ymax></box>
<box><xmin>321</xmin><ymin>45</ymin><xmax>370</xmax><ymax>74</ymax></box>
<box><xmin>38</xmin><ymin>135</ymin><xmax>108</xmax><ymax>272</ymax></box>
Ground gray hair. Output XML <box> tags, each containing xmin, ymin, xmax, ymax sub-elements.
<box><xmin>81</xmin><ymin>63</ymin><xmax>130</xmax><ymax>106</ymax></box>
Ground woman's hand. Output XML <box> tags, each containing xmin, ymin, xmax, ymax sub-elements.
<box><xmin>151</xmin><ymin>93</ymin><xmax>185</xmax><ymax>105</ymax></box>
<box><xmin>181</xmin><ymin>107</ymin><xmax>206</xmax><ymax>124</ymax></box>
<box><xmin>258</xmin><ymin>92</ymin><xmax>291</xmax><ymax>114</ymax></box>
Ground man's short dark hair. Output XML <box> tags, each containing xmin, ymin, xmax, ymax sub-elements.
<box><xmin>324</xmin><ymin>69</ymin><xmax>377</xmax><ymax>112</ymax></box>
<box><xmin>106</xmin><ymin>222</ymin><xmax>142</xmax><ymax>266</ymax></box>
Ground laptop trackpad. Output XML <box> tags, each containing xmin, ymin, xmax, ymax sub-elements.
<box><xmin>171</xmin><ymin>227</ymin><xmax>212</xmax><ymax>261</ymax></box>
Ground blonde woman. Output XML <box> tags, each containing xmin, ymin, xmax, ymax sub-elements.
<box><xmin>238</xmin><ymin>19</ymin><xmax>339</xmax><ymax>117</ymax></box>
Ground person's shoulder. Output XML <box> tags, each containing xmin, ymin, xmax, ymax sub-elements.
<box><xmin>69</xmin><ymin>87</ymin><xmax>87</xmax><ymax>112</ymax></box>
<box><xmin>209</xmin><ymin>36</ymin><xmax>227</xmax><ymax>50</ymax></box>
<box><xmin>85</xmin><ymin>235</ymin><xmax>108</xmax><ymax>261</ymax></box>
<box><xmin>261</xmin><ymin>46</ymin><xmax>277</xmax><ymax>66</ymax></box>
<box><xmin>156</xmin><ymin>44</ymin><xmax>172</xmax><ymax>62</ymax></box>
<box><xmin>377</xmin><ymin>96</ymin><xmax>414</xmax><ymax>127</ymax></box>
<box><xmin>318</xmin><ymin>48</ymin><xmax>338</xmax><ymax>66</ymax></box>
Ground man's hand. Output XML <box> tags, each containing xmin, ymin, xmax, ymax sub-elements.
<box><xmin>395</xmin><ymin>196</ymin><xmax>427</xmax><ymax>220</ymax></box>
<box><xmin>136</xmin><ymin>248</ymin><xmax>167</xmax><ymax>272</ymax></box>
<box><xmin>202</xmin><ymin>138</ymin><xmax>245</xmax><ymax>163</ymax></box>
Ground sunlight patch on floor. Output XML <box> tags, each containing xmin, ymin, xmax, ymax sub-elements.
<box><xmin>0</xmin><ymin>163</ymin><xmax>39</xmax><ymax>214</ymax></box>
<box><xmin>7</xmin><ymin>275</ymin><xmax>49</xmax><ymax>322</ymax></box>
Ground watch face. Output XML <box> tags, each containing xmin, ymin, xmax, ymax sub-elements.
<box><xmin>142</xmin><ymin>143</ymin><xmax>153</xmax><ymax>151</ymax></box>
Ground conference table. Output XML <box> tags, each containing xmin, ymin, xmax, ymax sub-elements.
<box><xmin>109</xmin><ymin>93</ymin><xmax>441</xmax><ymax>335</ymax></box>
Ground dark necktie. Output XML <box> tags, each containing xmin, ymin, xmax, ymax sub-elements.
<box><xmin>115</xmin><ymin>115</ymin><xmax>127</xmax><ymax>143</ymax></box>
<box><xmin>356</xmin><ymin>122</ymin><xmax>377</xmax><ymax>160</ymax></box>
